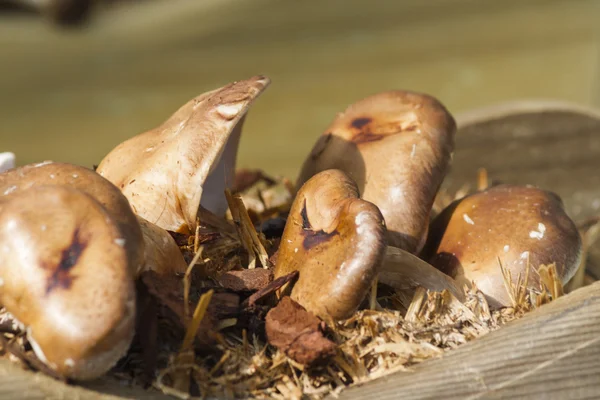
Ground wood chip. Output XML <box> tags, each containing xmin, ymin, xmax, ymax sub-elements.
<box><xmin>265</xmin><ymin>297</ymin><xmax>336</xmax><ymax>366</ymax></box>
<box><xmin>217</xmin><ymin>269</ymin><xmax>274</xmax><ymax>292</ymax></box>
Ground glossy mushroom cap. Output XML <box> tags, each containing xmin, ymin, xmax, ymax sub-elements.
<box><xmin>423</xmin><ymin>184</ymin><xmax>582</xmax><ymax>308</ymax></box>
<box><xmin>274</xmin><ymin>169</ymin><xmax>387</xmax><ymax>321</ymax></box>
<box><xmin>297</xmin><ymin>90</ymin><xmax>456</xmax><ymax>253</ymax></box>
<box><xmin>0</xmin><ymin>186</ymin><xmax>136</xmax><ymax>380</ymax></box>
<box><xmin>96</xmin><ymin>76</ymin><xmax>270</xmax><ymax>233</ymax></box>
<box><xmin>0</xmin><ymin>162</ymin><xmax>145</xmax><ymax>276</ymax></box>
<box><xmin>0</xmin><ymin>152</ymin><xmax>15</xmax><ymax>173</ymax></box>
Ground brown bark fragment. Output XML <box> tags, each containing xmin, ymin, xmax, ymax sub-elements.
<box><xmin>216</xmin><ymin>269</ymin><xmax>273</xmax><ymax>292</ymax></box>
<box><xmin>265</xmin><ymin>297</ymin><xmax>336</xmax><ymax>366</ymax></box>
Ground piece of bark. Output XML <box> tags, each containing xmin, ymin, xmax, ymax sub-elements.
<box><xmin>265</xmin><ymin>297</ymin><xmax>336</xmax><ymax>366</ymax></box>
<box><xmin>139</xmin><ymin>271</ymin><xmax>240</xmax><ymax>346</ymax></box>
<box><xmin>242</xmin><ymin>270</ymin><xmax>298</xmax><ymax>309</ymax></box>
<box><xmin>168</xmin><ymin>230</ymin><xmax>222</xmax><ymax>247</ymax></box>
<box><xmin>216</xmin><ymin>269</ymin><xmax>273</xmax><ymax>292</ymax></box>
<box><xmin>232</xmin><ymin>169</ymin><xmax>276</xmax><ymax>193</ymax></box>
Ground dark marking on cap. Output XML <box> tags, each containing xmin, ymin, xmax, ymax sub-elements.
<box><xmin>300</xmin><ymin>200</ymin><xmax>312</xmax><ymax>230</ymax></box>
<box><xmin>351</xmin><ymin>120</ymin><xmax>419</xmax><ymax>144</ymax></box>
<box><xmin>303</xmin><ymin>230</ymin><xmax>339</xmax><ymax>250</ymax></box>
<box><xmin>352</xmin><ymin>132</ymin><xmax>385</xmax><ymax>144</ymax></box>
<box><xmin>46</xmin><ymin>229</ymin><xmax>85</xmax><ymax>294</ymax></box>
<box><xmin>300</xmin><ymin>200</ymin><xmax>339</xmax><ymax>250</ymax></box>
<box><xmin>351</xmin><ymin>117</ymin><xmax>372</xmax><ymax>129</ymax></box>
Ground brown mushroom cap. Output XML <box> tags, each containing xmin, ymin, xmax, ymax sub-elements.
<box><xmin>297</xmin><ymin>90</ymin><xmax>456</xmax><ymax>253</ymax></box>
<box><xmin>423</xmin><ymin>184</ymin><xmax>582</xmax><ymax>308</ymax></box>
<box><xmin>0</xmin><ymin>162</ymin><xmax>145</xmax><ymax>276</ymax></box>
<box><xmin>0</xmin><ymin>186</ymin><xmax>136</xmax><ymax>380</ymax></box>
<box><xmin>96</xmin><ymin>76</ymin><xmax>270</xmax><ymax>233</ymax></box>
<box><xmin>274</xmin><ymin>169</ymin><xmax>387</xmax><ymax>321</ymax></box>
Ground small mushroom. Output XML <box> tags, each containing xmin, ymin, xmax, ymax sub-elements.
<box><xmin>422</xmin><ymin>184</ymin><xmax>582</xmax><ymax>308</ymax></box>
<box><xmin>0</xmin><ymin>152</ymin><xmax>15</xmax><ymax>173</ymax></box>
<box><xmin>297</xmin><ymin>90</ymin><xmax>456</xmax><ymax>253</ymax></box>
<box><xmin>0</xmin><ymin>185</ymin><xmax>135</xmax><ymax>380</ymax></box>
<box><xmin>274</xmin><ymin>169</ymin><xmax>387</xmax><ymax>321</ymax></box>
<box><xmin>96</xmin><ymin>76</ymin><xmax>270</xmax><ymax>233</ymax></box>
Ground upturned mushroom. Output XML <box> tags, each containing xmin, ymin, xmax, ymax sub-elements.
<box><xmin>96</xmin><ymin>75</ymin><xmax>270</xmax><ymax>234</ymax></box>
<box><xmin>274</xmin><ymin>169</ymin><xmax>387</xmax><ymax>321</ymax></box>
<box><xmin>0</xmin><ymin>162</ymin><xmax>187</xmax><ymax>379</ymax></box>
<box><xmin>0</xmin><ymin>152</ymin><xmax>15</xmax><ymax>173</ymax></box>
<box><xmin>422</xmin><ymin>184</ymin><xmax>582</xmax><ymax>308</ymax></box>
<box><xmin>0</xmin><ymin>185</ymin><xmax>135</xmax><ymax>380</ymax></box>
<box><xmin>297</xmin><ymin>90</ymin><xmax>456</xmax><ymax>253</ymax></box>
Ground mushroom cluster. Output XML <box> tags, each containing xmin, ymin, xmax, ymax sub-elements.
<box><xmin>276</xmin><ymin>88</ymin><xmax>582</xmax><ymax>319</ymax></box>
<box><xmin>0</xmin><ymin>75</ymin><xmax>584</xmax><ymax>383</ymax></box>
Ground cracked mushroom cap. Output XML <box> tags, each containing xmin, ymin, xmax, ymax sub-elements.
<box><xmin>422</xmin><ymin>184</ymin><xmax>582</xmax><ymax>308</ymax></box>
<box><xmin>0</xmin><ymin>186</ymin><xmax>136</xmax><ymax>380</ymax></box>
<box><xmin>297</xmin><ymin>90</ymin><xmax>456</xmax><ymax>253</ymax></box>
<box><xmin>274</xmin><ymin>169</ymin><xmax>387</xmax><ymax>321</ymax></box>
<box><xmin>0</xmin><ymin>162</ymin><xmax>145</xmax><ymax>276</ymax></box>
<box><xmin>96</xmin><ymin>76</ymin><xmax>270</xmax><ymax>233</ymax></box>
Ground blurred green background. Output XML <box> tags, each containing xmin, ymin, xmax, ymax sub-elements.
<box><xmin>1</xmin><ymin>0</ymin><xmax>599</xmax><ymax>179</ymax></box>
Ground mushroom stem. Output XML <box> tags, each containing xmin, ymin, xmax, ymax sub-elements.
<box><xmin>379</xmin><ymin>246</ymin><xmax>465</xmax><ymax>303</ymax></box>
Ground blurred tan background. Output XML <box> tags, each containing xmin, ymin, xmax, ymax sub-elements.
<box><xmin>1</xmin><ymin>0</ymin><xmax>599</xmax><ymax>179</ymax></box>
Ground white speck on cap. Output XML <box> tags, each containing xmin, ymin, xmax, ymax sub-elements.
<box><xmin>65</xmin><ymin>358</ymin><xmax>75</xmax><ymax>368</ymax></box>
<box><xmin>0</xmin><ymin>152</ymin><xmax>15</xmax><ymax>173</ymax></box>
<box><xmin>114</xmin><ymin>238</ymin><xmax>126</xmax><ymax>247</ymax></box>
<box><xmin>503</xmin><ymin>245</ymin><xmax>510</xmax><ymax>252</ymax></box>
<box><xmin>463</xmin><ymin>213</ymin><xmax>475</xmax><ymax>225</ymax></box>
<box><xmin>529</xmin><ymin>222</ymin><xmax>546</xmax><ymax>240</ymax></box>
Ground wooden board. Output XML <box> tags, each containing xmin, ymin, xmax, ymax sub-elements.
<box><xmin>446</xmin><ymin>100</ymin><xmax>600</xmax><ymax>222</ymax></box>
<box><xmin>1</xmin><ymin>281</ymin><xmax>598</xmax><ymax>399</ymax></box>
<box><xmin>339</xmin><ymin>281</ymin><xmax>600</xmax><ymax>400</ymax></box>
